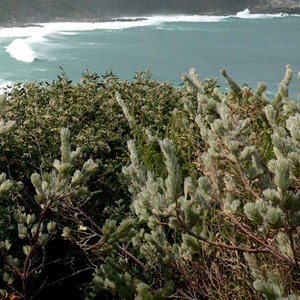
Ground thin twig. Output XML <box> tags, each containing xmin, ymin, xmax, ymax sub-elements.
<box><xmin>234</xmin><ymin>161</ymin><xmax>261</xmax><ymax>202</ymax></box>
<box><xmin>287</xmin><ymin>222</ymin><xmax>299</xmax><ymax>270</ymax></box>
<box><xmin>228</xmin><ymin>215</ymin><xmax>295</xmax><ymax>266</ymax></box>
<box><xmin>116</xmin><ymin>243</ymin><xmax>147</xmax><ymax>270</ymax></box>
<box><xmin>176</xmin><ymin>207</ymin><xmax>268</xmax><ymax>254</ymax></box>
<box><xmin>41</xmin><ymin>266</ymin><xmax>92</xmax><ymax>289</ymax></box>
<box><xmin>171</xmin><ymin>289</ymin><xmax>198</xmax><ymax>300</ymax></box>
<box><xmin>62</xmin><ymin>202</ymin><xmax>147</xmax><ymax>271</ymax></box>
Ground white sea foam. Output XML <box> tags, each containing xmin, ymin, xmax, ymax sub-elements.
<box><xmin>236</xmin><ymin>8</ymin><xmax>288</xmax><ymax>19</ymax></box>
<box><xmin>134</xmin><ymin>15</ymin><xmax>228</xmax><ymax>23</ymax></box>
<box><xmin>0</xmin><ymin>15</ymin><xmax>226</xmax><ymax>40</ymax></box>
<box><xmin>0</xmin><ymin>11</ymin><xmax>297</xmax><ymax>63</ymax></box>
<box><xmin>5</xmin><ymin>36</ymin><xmax>53</xmax><ymax>63</ymax></box>
<box><xmin>0</xmin><ymin>16</ymin><xmax>227</xmax><ymax>63</ymax></box>
<box><xmin>0</xmin><ymin>19</ymin><xmax>157</xmax><ymax>63</ymax></box>
<box><xmin>0</xmin><ymin>10</ymin><xmax>291</xmax><ymax>41</ymax></box>
<box><xmin>5</xmin><ymin>39</ymin><xmax>36</xmax><ymax>63</ymax></box>
<box><xmin>37</xmin><ymin>19</ymin><xmax>161</xmax><ymax>33</ymax></box>
<box><xmin>0</xmin><ymin>80</ymin><xmax>13</xmax><ymax>95</ymax></box>
<box><xmin>6</xmin><ymin>37</ymin><xmax>48</xmax><ymax>63</ymax></box>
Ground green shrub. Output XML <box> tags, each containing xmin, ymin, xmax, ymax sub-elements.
<box><xmin>0</xmin><ymin>70</ymin><xmax>185</xmax><ymax>299</ymax></box>
<box><xmin>1</xmin><ymin>66</ymin><xmax>300</xmax><ymax>299</ymax></box>
<box><xmin>92</xmin><ymin>66</ymin><xmax>300</xmax><ymax>299</ymax></box>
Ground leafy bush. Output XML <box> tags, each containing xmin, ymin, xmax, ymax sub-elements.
<box><xmin>0</xmin><ymin>70</ymin><xmax>184</xmax><ymax>299</ymax></box>
<box><xmin>0</xmin><ymin>66</ymin><xmax>300</xmax><ymax>299</ymax></box>
<box><xmin>93</xmin><ymin>66</ymin><xmax>300</xmax><ymax>299</ymax></box>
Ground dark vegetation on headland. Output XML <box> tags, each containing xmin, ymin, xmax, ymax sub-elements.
<box><xmin>0</xmin><ymin>0</ymin><xmax>300</xmax><ymax>26</ymax></box>
<box><xmin>0</xmin><ymin>66</ymin><xmax>300</xmax><ymax>299</ymax></box>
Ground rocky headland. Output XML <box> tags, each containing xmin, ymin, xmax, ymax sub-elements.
<box><xmin>0</xmin><ymin>0</ymin><xmax>299</xmax><ymax>26</ymax></box>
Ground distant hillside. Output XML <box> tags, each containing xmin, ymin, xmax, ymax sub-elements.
<box><xmin>0</xmin><ymin>0</ymin><xmax>299</xmax><ymax>25</ymax></box>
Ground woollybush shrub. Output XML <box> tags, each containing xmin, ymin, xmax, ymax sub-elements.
<box><xmin>0</xmin><ymin>66</ymin><xmax>300</xmax><ymax>299</ymax></box>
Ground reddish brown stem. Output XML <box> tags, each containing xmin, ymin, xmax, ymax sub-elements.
<box><xmin>228</xmin><ymin>215</ymin><xmax>295</xmax><ymax>267</ymax></box>
<box><xmin>176</xmin><ymin>208</ymin><xmax>268</xmax><ymax>254</ymax></box>
<box><xmin>234</xmin><ymin>161</ymin><xmax>261</xmax><ymax>202</ymax></box>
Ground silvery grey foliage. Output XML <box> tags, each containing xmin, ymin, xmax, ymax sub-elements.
<box><xmin>184</xmin><ymin>66</ymin><xmax>300</xmax><ymax>298</ymax></box>
<box><xmin>118</xmin><ymin>66</ymin><xmax>300</xmax><ymax>299</ymax></box>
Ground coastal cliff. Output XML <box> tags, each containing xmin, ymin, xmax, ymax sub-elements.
<box><xmin>253</xmin><ymin>0</ymin><xmax>300</xmax><ymax>14</ymax></box>
<box><xmin>0</xmin><ymin>0</ymin><xmax>299</xmax><ymax>26</ymax></box>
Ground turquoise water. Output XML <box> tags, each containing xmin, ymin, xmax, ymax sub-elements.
<box><xmin>0</xmin><ymin>10</ymin><xmax>300</xmax><ymax>97</ymax></box>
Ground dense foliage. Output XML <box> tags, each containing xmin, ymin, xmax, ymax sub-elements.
<box><xmin>0</xmin><ymin>66</ymin><xmax>300</xmax><ymax>300</ymax></box>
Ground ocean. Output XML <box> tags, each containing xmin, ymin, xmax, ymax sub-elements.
<box><xmin>0</xmin><ymin>9</ymin><xmax>300</xmax><ymax>98</ymax></box>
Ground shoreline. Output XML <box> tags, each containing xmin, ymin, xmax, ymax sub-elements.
<box><xmin>1</xmin><ymin>6</ymin><xmax>300</xmax><ymax>28</ymax></box>
<box><xmin>0</xmin><ymin>17</ymin><xmax>150</xmax><ymax>28</ymax></box>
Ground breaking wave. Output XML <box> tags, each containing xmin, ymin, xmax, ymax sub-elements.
<box><xmin>5</xmin><ymin>36</ymin><xmax>54</xmax><ymax>63</ymax></box>
<box><xmin>1</xmin><ymin>17</ymin><xmax>228</xmax><ymax>63</ymax></box>
<box><xmin>236</xmin><ymin>8</ymin><xmax>289</xmax><ymax>19</ymax></box>
<box><xmin>137</xmin><ymin>15</ymin><xmax>228</xmax><ymax>23</ymax></box>
<box><xmin>0</xmin><ymin>9</ymin><xmax>296</xmax><ymax>39</ymax></box>
<box><xmin>1</xmin><ymin>9</ymin><xmax>298</xmax><ymax>63</ymax></box>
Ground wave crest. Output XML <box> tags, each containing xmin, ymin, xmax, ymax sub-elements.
<box><xmin>6</xmin><ymin>36</ymin><xmax>53</xmax><ymax>63</ymax></box>
<box><xmin>6</xmin><ymin>39</ymin><xmax>37</xmax><ymax>63</ymax></box>
<box><xmin>0</xmin><ymin>9</ymin><xmax>298</xmax><ymax>64</ymax></box>
<box><xmin>236</xmin><ymin>8</ymin><xmax>288</xmax><ymax>19</ymax></box>
<box><xmin>0</xmin><ymin>10</ymin><xmax>296</xmax><ymax>42</ymax></box>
